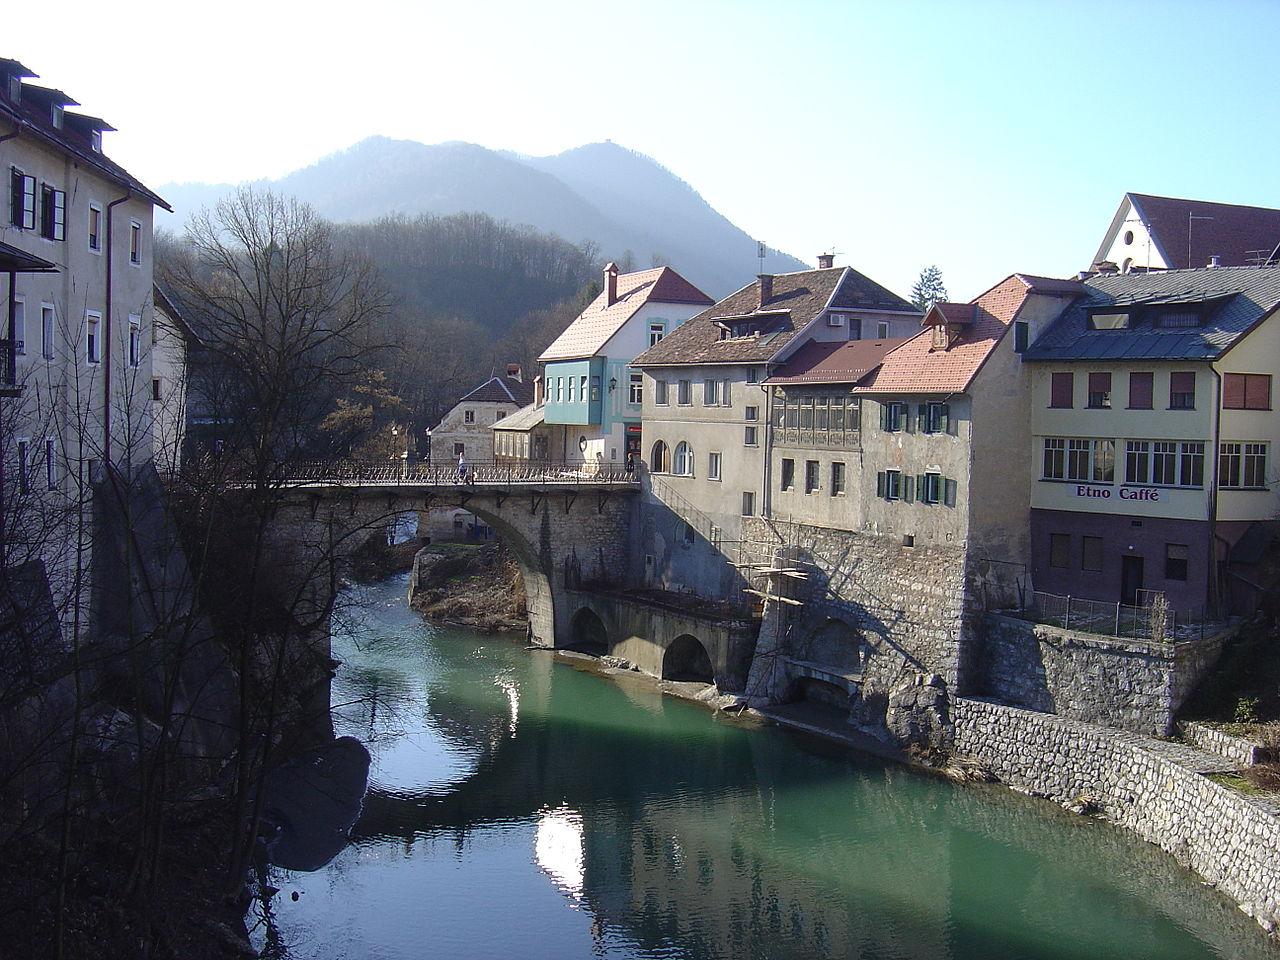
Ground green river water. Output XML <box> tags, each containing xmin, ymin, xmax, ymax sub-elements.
<box><xmin>249</xmin><ymin>574</ymin><xmax>1280</xmax><ymax>959</ymax></box>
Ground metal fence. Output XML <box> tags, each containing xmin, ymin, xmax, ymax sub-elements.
<box><xmin>1016</xmin><ymin>590</ymin><xmax>1218</xmax><ymax>643</ymax></box>
<box><xmin>223</xmin><ymin>459</ymin><xmax>640</xmax><ymax>488</ymax></box>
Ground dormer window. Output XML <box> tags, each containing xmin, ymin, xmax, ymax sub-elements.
<box><xmin>90</xmin><ymin>129</ymin><xmax>102</xmax><ymax>153</ymax></box>
<box><xmin>7</xmin><ymin>77</ymin><xmax>20</xmax><ymax>103</ymax></box>
<box><xmin>51</xmin><ymin>104</ymin><xmax>63</xmax><ymax>129</ymax></box>
<box><xmin>931</xmin><ymin>325</ymin><xmax>947</xmax><ymax>350</ymax></box>
<box><xmin>1089</xmin><ymin>311</ymin><xmax>1130</xmax><ymax>330</ymax></box>
<box><xmin>1155</xmin><ymin>309</ymin><xmax>1201</xmax><ymax>329</ymax></box>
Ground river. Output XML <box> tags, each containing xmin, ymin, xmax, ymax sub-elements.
<box><xmin>249</xmin><ymin>574</ymin><xmax>1279</xmax><ymax>959</ymax></box>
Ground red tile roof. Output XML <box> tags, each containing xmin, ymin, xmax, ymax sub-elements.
<box><xmin>765</xmin><ymin>338</ymin><xmax>908</xmax><ymax>385</ymax></box>
<box><xmin>924</xmin><ymin>302</ymin><xmax>976</xmax><ymax>325</ymax></box>
<box><xmin>857</xmin><ymin>276</ymin><xmax>1032</xmax><ymax>394</ymax></box>
<box><xmin>538</xmin><ymin>266</ymin><xmax>712</xmax><ymax>362</ymax></box>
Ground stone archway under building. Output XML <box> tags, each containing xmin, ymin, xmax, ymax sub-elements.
<box><xmin>662</xmin><ymin>634</ymin><xmax>715</xmax><ymax>683</ymax></box>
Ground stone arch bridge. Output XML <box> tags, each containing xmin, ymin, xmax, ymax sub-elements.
<box><xmin>258</xmin><ymin>461</ymin><xmax>643</xmax><ymax>649</ymax></box>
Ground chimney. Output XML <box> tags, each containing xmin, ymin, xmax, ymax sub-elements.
<box><xmin>1208</xmin><ymin>254</ymin><xmax>1222</xmax><ymax>269</ymax></box>
<box><xmin>1094</xmin><ymin>260</ymin><xmax>1120</xmax><ymax>276</ymax></box>
<box><xmin>506</xmin><ymin>363</ymin><xmax>522</xmax><ymax>382</ymax></box>
<box><xmin>757</xmin><ymin>274</ymin><xmax>774</xmax><ymax>308</ymax></box>
<box><xmin>534</xmin><ymin>375</ymin><xmax>544</xmax><ymax>407</ymax></box>
<box><xmin>604</xmin><ymin>262</ymin><xmax>619</xmax><ymax>306</ymax></box>
<box><xmin>817</xmin><ymin>252</ymin><xmax>835</xmax><ymax>269</ymax></box>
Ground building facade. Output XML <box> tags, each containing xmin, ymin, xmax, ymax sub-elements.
<box><xmin>539</xmin><ymin>263</ymin><xmax>712</xmax><ymax>469</ymax></box>
<box><xmin>427</xmin><ymin>365</ymin><xmax>533</xmax><ymax>466</ymax></box>
<box><xmin>1024</xmin><ymin>266</ymin><xmax>1280</xmax><ymax>614</ymax></box>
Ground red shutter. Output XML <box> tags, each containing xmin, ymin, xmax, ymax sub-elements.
<box><xmin>1245</xmin><ymin>374</ymin><xmax>1271</xmax><ymax>410</ymax></box>
<box><xmin>1050</xmin><ymin>372</ymin><xmax>1073</xmax><ymax>408</ymax></box>
<box><xmin>1223</xmin><ymin>373</ymin><xmax>1245</xmax><ymax>409</ymax></box>
<box><xmin>1128</xmin><ymin>372</ymin><xmax>1153</xmax><ymax>409</ymax></box>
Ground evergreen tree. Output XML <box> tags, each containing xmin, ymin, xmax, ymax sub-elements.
<box><xmin>910</xmin><ymin>265</ymin><xmax>948</xmax><ymax>312</ymax></box>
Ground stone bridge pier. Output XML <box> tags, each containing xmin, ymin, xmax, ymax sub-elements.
<box><xmin>260</xmin><ymin>483</ymin><xmax>639</xmax><ymax>647</ymax></box>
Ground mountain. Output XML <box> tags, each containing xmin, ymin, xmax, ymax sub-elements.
<box><xmin>157</xmin><ymin>137</ymin><xmax>808</xmax><ymax>297</ymax></box>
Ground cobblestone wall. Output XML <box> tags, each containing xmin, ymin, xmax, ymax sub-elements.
<box><xmin>976</xmin><ymin>613</ymin><xmax>1231</xmax><ymax>735</ymax></box>
<box><xmin>740</xmin><ymin>517</ymin><xmax>974</xmax><ymax>732</ymax></box>
<box><xmin>953</xmin><ymin>697</ymin><xmax>1280</xmax><ymax>936</ymax></box>
<box><xmin>1181</xmin><ymin>721</ymin><xmax>1271</xmax><ymax>767</ymax></box>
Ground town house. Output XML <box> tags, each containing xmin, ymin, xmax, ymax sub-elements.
<box><xmin>428</xmin><ymin>364</ymin><xmax>533</xmax><ymax>466</ymax></box>
<box><xmin>1023</xmin><ymin>265</ymin><xmax>1280</xmax><ymax>615</ymax></box>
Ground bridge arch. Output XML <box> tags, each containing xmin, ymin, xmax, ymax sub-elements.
<box><xmin>662</xmin><ymin>634</ymin><xmax>714</xmax><ymax>683</ymax></box>
<box><xmin>569</xmin><ymin>607</ymin><xmax>609</xmax><ymax>655</ymax></box>
<box><xmin>801</xmin><ymin>617</ymin><xmax>863</xmax><ymax>672</ymax></box>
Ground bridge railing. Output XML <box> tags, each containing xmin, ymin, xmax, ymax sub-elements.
<box><xmin>267</xmin><ymin>459</ymin><xmax>640</xmax><ymax>488</ymax></box>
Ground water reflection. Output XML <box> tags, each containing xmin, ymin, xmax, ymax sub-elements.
<box><xmin>251</xmin><ymin>575</ymin><xmax>1280</xmax><ymax>960</ymax></box>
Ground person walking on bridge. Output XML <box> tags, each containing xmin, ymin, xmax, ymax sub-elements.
<box><xmin>457</xmin><ymin>452</ymin><xmax>467</xmax><ymax>483</ymax></box>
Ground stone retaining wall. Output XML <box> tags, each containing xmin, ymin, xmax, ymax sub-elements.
<box><xmin>976</xmin><ymin>613</ymin><xmax>1232</xmax><ymax>735</ymax></box>
<box><xmin>1181</xmin><ymin>721</ymin><xmax>1271</xmax><ymax>767</ymax></box>
<box><xmin>953</xmin><ymin>697</ymin><xmax>1280</xmax><ymax>936</ymax></box>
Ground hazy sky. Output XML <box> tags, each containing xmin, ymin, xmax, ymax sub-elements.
<box><xmin>18</xmin><ymin>0</ymin><xmax>1280</xmax><ymax>298</ymax></box>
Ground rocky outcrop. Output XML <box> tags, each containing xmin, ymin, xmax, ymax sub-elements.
<box><xmin>885</xmin><ymin>672</ymin><xmax>952</xmax><ymax>754</ymax></box>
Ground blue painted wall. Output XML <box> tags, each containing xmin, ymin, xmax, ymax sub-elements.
<box><xmin>544</xmin><ymin>357</ymin><xmax>604</xmax><ymax>425</ymax></box>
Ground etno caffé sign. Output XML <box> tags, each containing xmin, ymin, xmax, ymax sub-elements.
<box><xmin>1074</xmin><ymin>485</ymin><xmax>1160</xmax><ymax>501</ymax></box>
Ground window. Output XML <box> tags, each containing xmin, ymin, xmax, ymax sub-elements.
<box><xmin>463</xmin><ymin>409</ymin><xmax>476</xmax><ymax>424</ymax></box>
<box><xmin>628</xmin><ymin>373</ymin><xmax>643</xmax><ymax>405</ymax></box>
<box><xmin>40</xmin><ymin>304</ymin><xmax>53</xmax><ymax>359</ymax></box>
<box><xmin>1223</xmin><ymin>373</ymin><xmax>1272</xmax><ymax>410</ymax></box>
<box><xmin>943</xmin><ymin>477</ymin><xmax>957</xmax><ymax>507</ymax></box>
<box><xmin>1049</xmin><ymin>533</ymin><xmax>1071</xmax><ymax>569</ymax></box>
<box><xmin>1014</xmin><ymin>320</ymin><xmax>1029</xmax><ymax>353</ymax></box>
<box><xmin>1156</xmin><ymin>310</ymin><xmax>1200</xmax><ymax>329</ymax></box>
<box><xmin>654</xmin><ymin>380</ymin><xmax>669</xmax><ymax>405</ymax></box>
<box><xmin>1128</xmin><ymin>372</ymin><xmax>1153</xmax><ymax>410</ymax></box>
<box><xmin>152</xmin><ymin>378</ymin><xmax>162</xmax><ymax>401</ymax></box>
<box><xmin>877</xmin><ymin>320</ymin><xmax>890</xmax><ymax>339</ymax></box>
<box><xmin>781</xmin><ymin>458</ymin><xmax>795</xmax><ymax>491</ymax></box>
<box><xmin>86</xmin><ymin>311</ymin><xmax>101</xmax><ymax>363</ymax></box>
<box><xmin>496</xmin><ymin>410</ymin><xmax>505</xmax><ymax>421</ymax></box>
<box><xmin>744</xmin><ymin>424</ymin><xmax>758</xmax><ymax>446</ymax></box>
<box><xmin>1050</xmin><ymin>371</ymin><xmax>1073</xmax><ymax>408</ymax></box>
<box><xmin>1128</xmin><ymin>440</ymin><xmax>1205</xmax><ymax>488</ymax></box>
<box><xmin>703</xmin><ymin>379</ymin><xmax>718</xmax><ymax>405</ymax></box>
<box><xmin>589</xmin><ymin>376</ymin><xmax>600</xmax><ymax>402</ymax></box>
<box><xmin>745</xmin><ymin>405</ymin><xmax>758</xmax><ymax>422</ymax></box>
<box><xmin>129</xmin><ymin>220</ymin><xmax>142</xmax><ymax>264</ymax></box>
<box><xmin>1220</xmin><ymin>442</ymin><xmax>1268</xmax><ymax>489</ymax></box>
<box><xmin>1042</xmin><ymin>438</ymin><xmax>1066</xmax><ymax>480</ymax></box>
<box><xmin>579</xmin><ymin>375</ymin><xmax>587</xmax><ymax>401</ymax></box>
<box><xmin>1180</xmin><ymin>441</ymin><xmax>1205</xmax><ymax>487</ymax></box>
<box><xmin>1059</xmin><ymin>438</ymin><xmax>1114</xmax><ymax>482</ymax></box>
<box><xmin>1087</xmin><ymin>372</ymin><xmax>1112</xmax><ymax>409</ymax></box>
<box><xmin>1088</xmin><ymin>311</ymin><xmax>1130</xmax><ymax>330</ymax></box>
<box><xmin>88</xmin><ymin>203</ymin><xmax>102</xmax><ymax>252</ymax></box>
<box><xmin>918</xmin><ymin>472</ymin><xmax>942</xmax><ymax>505</ymax></box>
<box><xmin>878</xmin><ymin>469</ymin><xmax>902</xmax><ymax>500</ymax></box>
<box><xmin>880</xmin><ymin>401</ymin><xmax>906</xmax><ymax>433</ymax></box>
<box><xmin>848</xmin><ymin>318</ymin><xmax>862</xmax><ymax>341</ymax></box>
<box><xmin>651</xmin><ymin>440</ymin><xmax>669</xmax><ymax>473</ymax></box>
<box><xmin>721</xmin><ymin>380</ymin><xmax>731</xmax><ymax>407</ymax></box>
<box><xmin>44</xmin><ymin>437</ymin><xmax>56</xmax><ymax>491</ymax></box>
<box><xmin>741</xmin><ymin>491</ymin><xmax>755</xmax><ymax>517</ymax></box>
<box><xmin>673</xmin><ymin>441</ymin><xmax>694</xmax><ymax>476</ymax></box>
<box><xmin>708</xmin><ymin>451</ymin><xmax>722</xmax><ymax>481</ymax></box>
<box><xmin>921</xmin><ymin>402</ymin><xmax>950</xmax><ymax>434</ymax></box>
<box><xmin>805</xmin><ymin>460</ymin><xmax>819</xmax><ymax>494</ymax></box>
<box><xmin>1081</xmin><ymin>536</ymin><xmax>1103</xmax><ymax>572</ymax></box>
<box><xmin>677</xmin><ymin>380</ymin><xmax>691</xmax><ymax>405</ymax></box>
<box><xmin>555</xmin><ymin>377</ymin><xmax>563</xmax><ymax>403</ymax></box>
<box><xmin>1125</xmin><ymin>441</ymin><xmax>1150</xmax><ymax>484</ymax></box>
<box><xmin>831</xmin><ymin>462</ymin><xmax>846</xmax><ymax>496</ymax></box>
<box><xmin>12</xmin><ymin>298</ymin><xmax>24</xmax><ymax>355</ymax></box>
<box><xmin>40</xmin><ymin>184</ymin><xmax>66</xmax><ymax>241</ymax></box>
<box><xmin>1169</xmin><ymin>371</ymin><xmax>1196</xmax><ymax>410</ymax></box>
<box><xmin>128</xmin><ymin>314</ymin><xmax>141</xmax><ymax>368</ymax></box>
<box><xmin>649</xmin><ymin>322</ymin><xmax>665</xmax><ymax>347</ymax></box>
<box><xmin>453</xmin><ymin>442</ymin><xmax>465</xmax><ymax>457</ymax></box>
<box><xmin>16</xmin><ymin>439</ymin><xmax>29</xmax><ymax>494</ymax></box>
<box><xmin>10</xmin><ymin>168</ymin><xmax>36</xmax><ymax>229</ymax></box>
<box><xmin>747</xmin><ymin>368</ymin><xmax>759</xmax><ymax>384</ymax></box>
<box><xmin>568</xmin><ymin>377</ymin><xmax>577</xmax><ymax>403</ymax></box>
<box><xmin>1152</xmin><ymin>441</ymin><xmax>1178</xmax><ymax>485</ymax></box>
<box><xmin>1165</xmin><ymin>544</ymin><xmax>1189</xmax><ymax>581</ymax></box>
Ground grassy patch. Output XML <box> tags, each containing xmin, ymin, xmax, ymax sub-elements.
<box><xmin>1206</xmin><ymin>772</ymin><xmax>1265</xmax><ymax>795</ymax></box>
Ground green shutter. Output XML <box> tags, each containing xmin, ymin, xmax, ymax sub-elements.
<box><xmin>940</xmin><ymin>404</ymin><xmax>950</xmax><ymax>434</ymax></box>
<box><xmin>903</xmin><ymin>475</ymin><xmax>914</xmax><ymax>502</ymax></box>
<box><xmin>917</xmin><ymin>403</ymin><xmax>928</xmax><ymax>433</ymax></box>
<box><xmin>876</xmin><ymin>471</ymin><xmax>886</xmax><ymax>498</ymax></box>
<box><xmin>880</xmin><ymin>403</ymin><xmax>889</xmax><ymax>431</ymax></box>
<box><xmin>944</xmin><ymin>478</ymin><xmax>957</xmax><ymax>507</ymax></box>
<box><xmin>917</xmin><ymin>474</ymin><xmax>928</xmax><ymax>503</ymax></box>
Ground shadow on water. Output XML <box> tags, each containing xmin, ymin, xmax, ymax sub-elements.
<box><xmin>250</xmin><ymin>575</ymin><xmax>1280</xmax><ymax>960</ymax></box>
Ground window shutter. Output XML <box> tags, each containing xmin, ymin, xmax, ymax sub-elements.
<box><xmin>1245</xmin><ymin>374</ymin><xmax>1271</xmax><ymax>410</ymax></box>
<box><xmin>1170</xmin><ymin>371</ymin><xmax>1195</xmax><ymax>393</ymax></box>
<box><xmin>917</xmin><ymin>403</ymin><xmax>928</xmax><ymax>432</ymax></box>
<box><xmin>1088</xmin><ymin>371</ymin><xmax>1111</xmax><ymax>395</ymax></box>
<box><xmin>876</xmin><ymin>471</ymin><xmax>886</xmax><ymax>498</ymax></box>
<box><xmin>917</xmin><ymin>474</ymin><xmax>928</xmax><ymax>503</ymax></box>
<box><xmin>1129</xmin><ymin>372</ymin><xmax>1153</xmax><ymax>409</ymax></box>
<box><xmin>903</xmin><ymin>404</ymin><xmax>914</xmax><ymax>433</ymax></box>
<box><xmin>1050</xmin><ymin>371</ymin><xmax>1073</xmax><ymax>408</ymax></box>
<box><xmin>1223</xmin><ymin>373</ymin><xmax>1245</xmax><ymax>408</ymax></box>
<box><xmin>903</xmin><ymin>475</ymin><xmax>914</xmax><ymax>502</ymax></box>
<box><xmin>880</xmin><ymin>404</ymin><xmax>889</xmax><ymax>431</ymax></box>
<box><xmin>940</xmin><ymin>404</ymin><xmax>951</xmax><ymax>434</ymax></box>
<box><xmin>944</xmin><ymin>478</ymin><xmax>957</xmax><ymax>507</ymax></box>
<box><xmin>9</xmin><ymin>169</ymin><xmax>20</xmax><ymax>227</ymax></box>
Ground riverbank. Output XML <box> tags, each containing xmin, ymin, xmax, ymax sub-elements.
<box><xmin>407</xmin><ymin>542</ymin><xmax>527</xmax><ymax>633</ymax></box>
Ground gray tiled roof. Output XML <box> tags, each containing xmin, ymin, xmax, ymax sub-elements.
<box><xmin>1023</xmin><ymin>265</ymin><xmax>1280</xmax><ymax>362</ymax></box>
<box><xmin>633</xmin><ymin>266</ymin><xmax>916</xmax><ymax>367</ymax></box>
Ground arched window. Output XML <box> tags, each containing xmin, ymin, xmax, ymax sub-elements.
<box><xmin>674</xmin><ymin>441</ymin><xmax>694</xmax><ymax>477</ymax></box>
<box><xmin>651</xmin><ymin>440</ymin><xmax>669</xmax><ymax>473</ymax></box>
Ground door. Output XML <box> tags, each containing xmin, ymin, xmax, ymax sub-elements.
<box><xmin>1120</xmin><ymin>555</ymin><xmax>1144</xmax><ymax>606</ymax></box>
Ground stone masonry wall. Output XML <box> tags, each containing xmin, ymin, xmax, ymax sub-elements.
<box><xmin>953</xmin><ymin>697</ymin><xmax>1280</xmax><ymax>936</ymax></box>
<box><xmin>976</xmin><ymin>613</ymin><xmax>1231</xmax><ymax>735</ymax></box>
<box><xmin>740</xmin><ymin>517</ymin><xmax>974</xmax><ymax>732</ymax></box>
<box><xmin>1181</xmin><ymin>721</ymin><xmax>1272</xmax><ymax>768</ymax></box>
